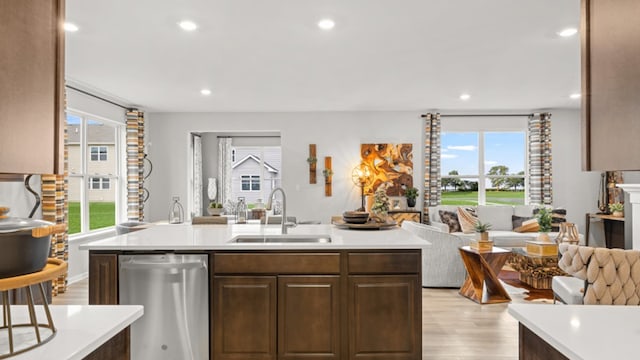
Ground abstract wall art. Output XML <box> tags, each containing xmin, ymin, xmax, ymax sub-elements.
<box><xmin>361</xmin><ymin>143</ymin><xmax>413</xmax><ymax>196</ymax></box>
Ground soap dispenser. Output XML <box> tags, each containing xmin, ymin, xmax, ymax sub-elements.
<box><xmin>168</xmin><ymin>196</ymin><xmax>184</xmax><ymax>224</ymax></box>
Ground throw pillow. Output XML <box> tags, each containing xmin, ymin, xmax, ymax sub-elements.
<box><xmin>513</xmin><ymin>216</ymin><xmax>539</xmax><ymax>233</ymax></box>
<box><xmin>533</xmin><ymin>208</ymin><xmax>567</xmax><ymax>231</ymax></box>
<box><xmin>512</xmin><ymin>215</ymin><xmax>532</xmax><ymax>229</ymax></box>
<box><xmin>457</xmin><ymin>207</ymin><xmax>478</xmax><ymax>234</ymax></box>
<box><xmin>439</xmin><ymin>210</ymin><xmax>461</xmax><ymax>233</ymax></box>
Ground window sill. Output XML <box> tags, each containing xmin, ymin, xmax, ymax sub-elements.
<box><xmin>68</xmin><ymin>227</ymin><xmax>116</xmax><ymax>243</ymax></box>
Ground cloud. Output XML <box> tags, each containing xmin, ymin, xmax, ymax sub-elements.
<box><xmin>441</xmin><ymin>154</ymin><xmax>458</xmax><ymax>159</ymax></box>
<box><xmin>447</xmin><ymin>145</ymin><xmax>476</xmax><ymax>151</ymax></box>
<box><xmin>485</xmin><ymin>160</ymin><xmax>498</xmax><ymax>165</ymax></box>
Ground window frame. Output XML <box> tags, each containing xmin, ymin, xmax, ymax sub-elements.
<box><xmin>440</xmin><ymin>129</ymin><xmax>528</xmax><ymax>205</ymax></box>
<box><xmin>90</xmin><ymin>146</ymin><xmax>108</xmax><ymax>161</ymax></box>
<box><xmin>66</xmin><ymin>110</ymin><xmax>125</xmax><ymax>236</ymax></box>
<box><xmin>241</xmin><ymin>175</ymin><xmax>261</xmax><ymax>192</ymax></box>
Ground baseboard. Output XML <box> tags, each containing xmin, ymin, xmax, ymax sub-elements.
<box><xmin>67</xmin><ymin>272</ymin><xmax>88</xmax><ymax>285</ymax></box>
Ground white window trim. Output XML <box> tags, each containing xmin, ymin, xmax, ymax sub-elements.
<box><xmin>67</xmin><ymin>110</ymin><xmax>125</xmax><ymax>236</ymax></box>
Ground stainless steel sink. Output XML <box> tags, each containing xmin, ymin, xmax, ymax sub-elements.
<box><xmin>231</xmin><ymin>235</ymin><xmax>331</xmax><ymax>243</ymax></box>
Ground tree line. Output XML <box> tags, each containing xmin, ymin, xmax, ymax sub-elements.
<box><xmin>442</xmin><ymin>166</ymin><xmax>525</xmax><ymax>191</ymax></box>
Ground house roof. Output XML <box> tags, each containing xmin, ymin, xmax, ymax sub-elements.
<box><xmin>67</xmin><ymin>124</ymin><xmax>115</xmax><ymax>144</ymax></box>
<box><xmin>232</xmin><ymin>155</ymin><xmax>279</xmax><ymax>173</ymax></box>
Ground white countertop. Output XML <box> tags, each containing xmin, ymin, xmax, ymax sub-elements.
<box><xmin>3</xmin><ymin>305</ymin><xmax>143</xmax><ymax>360</ymax></box>
<box><xmin>81</xmin><ymin>223</ymin><xmax>429</xmax><ymax>251</ymax></box>
<box><xmin>508</xmin><ymin>304</ymin><xmax>640</xmax><ymax>360</ymax></box>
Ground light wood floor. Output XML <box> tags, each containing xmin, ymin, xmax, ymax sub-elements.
<box><xmin>53</xmin><ymin>279</ymin><xmax>525</xmax><ymax>359</ymax></box>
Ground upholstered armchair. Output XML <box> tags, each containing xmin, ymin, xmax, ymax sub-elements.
<box><xmin>401</xmin><ymin>220</ymin><xmax>470</xmax><ymax>288</ymax></box>
<box><xmin>553</xmin><ymin>244</ymin><xmax>640</xmax><ymax>305</ymax></box>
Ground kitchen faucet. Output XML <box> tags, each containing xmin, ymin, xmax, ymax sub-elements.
<box><xmin>266</xmin><ymin>187</ymin><xmax>294</xmax><ymax>234</ymax></box>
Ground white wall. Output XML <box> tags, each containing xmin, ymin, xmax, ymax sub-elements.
<box><xmin>146</xmin><ymin>112</ymin><xmax>424</xmax><ymax>223</ymax></box>
<box><xmin>145</xmin><ymin>109</ymin><xmax>600</xmax><ymax>230</ymax></box>
<box><xmin>551</xmin><ymin>109</ymin><xmax>602</xmax><ymax>236</ymax></box>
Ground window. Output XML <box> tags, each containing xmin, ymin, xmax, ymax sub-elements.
<box><xmin>441</xmin><ymin>131</ymin><xmax>526</xmax><ymax>205</ymax></box>
<box><xmin>241</xmin><ymin>175</ymin><xmax>261</xmax><ymax>191</ymax></box>
<box><xmin>90</xmin><ymin>146</ymin><xmax>107</xmax><ymax>161</ymax></box>
<box><xmin>67</xmin><ymin>113</ymin><xmax>123</xmax><ymax>235</ymax></box>
<box><xmin>89</xmin><ymin>177</ymin><xmax>110</xmax><ymax>190</ymax></box>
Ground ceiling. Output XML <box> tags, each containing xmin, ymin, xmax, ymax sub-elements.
<box><xmin>65</xmin><ymin>0</ymin><xmax>581</xmax><ymax>113</ymax></box>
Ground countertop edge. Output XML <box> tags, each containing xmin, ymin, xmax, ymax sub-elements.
<box><xmin>508</xmin><ymin>304</ymin><xmax>581</xmax><ymax>360</ymax></box>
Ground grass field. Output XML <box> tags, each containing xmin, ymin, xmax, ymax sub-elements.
<box><xmin>68</xmin><ymin>202</ymin><xmax>115</xmax><ymax>234</ymax></box>
<box><xmin>441</xmin><ymin>190</ymin><xmax>524</xmax><ymax>205</ymax></box>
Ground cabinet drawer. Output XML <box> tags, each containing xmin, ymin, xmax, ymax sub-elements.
<box><xmin>214</xmin><ymin>253</ymin><xmax>340</xmax><ymax>274</ymax></box>
<box><xmin>348</xmin><ymin>252</ymin><xmax>420</xmax><ymax>274</ymax></box>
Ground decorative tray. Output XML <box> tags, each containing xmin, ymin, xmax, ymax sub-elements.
<box><xmin>332</xmin><ymin>219</ymin><xmax>397</xmax><ymax>230</ymax></box>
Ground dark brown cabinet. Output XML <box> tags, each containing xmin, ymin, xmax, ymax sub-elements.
<box><xmin>347</xmin><ymin>252</ymin><xmax>422</xmax><ymax>360</ymax></box>
<box><xmin>89</xmin><ymin>249</ymin><xmax>422</xmax><ymax>360</ymax></box>
<box><xmin>212</xmin><ymin>252</ymin><xmax>342</xmax><ymax>359</ymax></box>
<box><xmin>213</xmin><ymin>276</ymin><xmax>277</xmax><ymax>360</ymax></box>
<box><xmin>278</xmin><ymin>276</ymin><xmax>341</xmax><ymax>359</ymax></box>
<box><xmin>0</xmin><ymin>0</ymin><xmax>65</xmax><ymax>176</ymax></box>
<box><xmin>581</xmin><ymin>0</ymin><xmax>640</xmax><ymax>171</ymax></box>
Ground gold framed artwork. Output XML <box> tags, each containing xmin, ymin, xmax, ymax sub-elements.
<box><xmin>360</xmin><ymin>143</ymin><xmax>413</xmax><ymax>196</ymax></box>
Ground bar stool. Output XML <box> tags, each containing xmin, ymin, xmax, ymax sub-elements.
<box><xmin>0</xmin><ymin>258</ymin><xmax>67</xmax><ymax>358</ymax></box>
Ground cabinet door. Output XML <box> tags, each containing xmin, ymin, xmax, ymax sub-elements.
<box><xmin>89</xmin><ymin>253</ymin><xmax>118</xmax><ymax>305</ymax></box>
<box><xmin>213</xmin><ymin>276</ymin><xmax>277</xmax><ymax>360</ymax></box>
<box><xmin>0</xmin><ymin>0</ymin><xmax>65</xmax><ymax>175</ymax></box>
<box><xmin>348</xmin><ymin>275</ymin><xmax>421</xmax><ymax>360</ymax></box>
<box><xmin>278</xmin><ymin>276</ymin><xmax>340</xmax><ymax>359</ymax></box>
<box><xmin>582</xmin><ymin>0</ymin><xmax>640</xmax><ymax>170</ymax></box>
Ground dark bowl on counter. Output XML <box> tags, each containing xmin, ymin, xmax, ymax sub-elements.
<box><xmin>343</xmin><ymin>211</ymin><xmax>370</xmax><ymax>224</ymax></box>
<box><xmin>0</xmin><ymin>217</ymin><xmax>55</xmax><ymax>279</ymax></box>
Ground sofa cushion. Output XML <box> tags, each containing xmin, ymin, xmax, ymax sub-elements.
<box><xmin>533</xmin><ymin>207</ymin><xmax>567</xmax><ymax>231</ymax></box>
<box><xmin>552</xmin><ymin>276</ymin><xmax>584</xmax><ymax>304</ymax></box>
<box><xmin>513</xmin><ymin>205</ymin><xmax>537</xmax><ymax>217</ymax></box>
<box><xmin>456</xmin><ymin>207</ymin><xmax>478</xmax><ymax>234</ymax></box>
<box><xmin>428</xmin><ymin>205</ymin><xmax>459</xmax><ymax>224</ymax></box>
<box><xmin>477</xmin><ymin>205</ymin><xmax>514</xmax><ymax>231</ymax></box>
<box><xmin>513</xmin><ymin>218</ymin><xmax>539</xmax><ymax>233</ymax></box>
<box><xmin>439</xmin><ymin>210</ymin><xmax>461</xmax><ymax>233</ymax></box>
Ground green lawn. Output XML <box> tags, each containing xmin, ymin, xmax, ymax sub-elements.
<box><xmin>68</xmin><ymin>202</ymin><xmax>115</xmax><ymax>234</ymax></box>
<box><xmin>441</xmin><ymin>190</ymin><xmax>524</xmax><ymax>205</ymax></box>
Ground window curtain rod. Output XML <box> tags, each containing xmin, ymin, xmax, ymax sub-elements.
<box><xmin>65</xmin><ymin>85</ymin><xmax>135</xmax><ymax>111</ymax></box>
<box><xmin>421</xmin><ymin>113</ymin><xmax>535</xmax><ymax>118</ymax></box>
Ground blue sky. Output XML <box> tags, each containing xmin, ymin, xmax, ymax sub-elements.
<box><xmin>441</xmin><ymin>132</ymin><xmax>525</xmax><ymax>176</ymax></box>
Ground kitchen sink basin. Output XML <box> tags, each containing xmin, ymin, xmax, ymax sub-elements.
<box><xmin>231</xmin><ymin>235</ymin><xmax>332</xmax><ymax>243</ymax></box>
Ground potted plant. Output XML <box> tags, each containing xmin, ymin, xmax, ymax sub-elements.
<box><xmin>535</xmin><ymin>206</ymin><xmax>553</xmax><ymax>242</ymax></box>
<box><xmin>609</xmin><ymin>202</ymin><xmax>624</xmax><ymax>217</ymax></box>
<box><xmin>403</xmin><ymin>186</ymin><xmax>419</xmax><ymax>208</ymax></box>
<box><xmin>471</xmin><ymin>221</ymin><xmax>493</xmax><ymax>251</ymax></box>
<box><xmin>370</xmin><ymin>186</ymin><xmax>390</xmax><ymax>222</ymax></box>
<box><xmin>207</xmin><ymin>202</ymin><xmax>224</xmax><ymax>216</ymax></box>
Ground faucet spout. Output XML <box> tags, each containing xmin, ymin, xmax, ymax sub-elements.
<box><xmin>266</xmin><ymin>187</ymin><xmax>289</xmax><ymax>234</ymax></box>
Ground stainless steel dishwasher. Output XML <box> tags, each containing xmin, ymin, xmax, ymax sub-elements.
<box><xmin>119</xmin><ymin>254</ymin><xmax>208</xmax><ymax>360</ymax></box>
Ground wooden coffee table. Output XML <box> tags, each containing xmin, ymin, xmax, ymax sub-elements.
<box><xmin>458</xmin><ymin>246</ymin><xmax>512</xmax><ymax>304</ymax></box>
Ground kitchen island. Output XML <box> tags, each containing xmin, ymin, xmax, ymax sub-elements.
<box><xmin>509</xmin><ymin>304</ymin><xmax>640</xmax><ymax>359</ymax></box>
<box><xmin>83</xmin><ymin>223</ymin><xmax>428</xmax><ymax>360</ymax></box>
<box><xmin>6</xmin><ymin>305</ymin><xmax>142</xmax><ymax>360</ymax></box>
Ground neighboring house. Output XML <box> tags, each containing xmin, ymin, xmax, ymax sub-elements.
<box><xmin>67</xmin><ymin>124</ymin><xmax>117</xmax><ymax>202</ymax></box>
<box><xmin>230</xmin><ymin>147</ymin><xmax>281</xmax><ymax>205</ymax></box>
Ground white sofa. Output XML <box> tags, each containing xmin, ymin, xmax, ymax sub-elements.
<box><xmin>401</xmin><ymin>220</ymin><xmax>470</xmax><ymax>288</ymax></box>
<box><xmin>427</xmin><ymin>205</ymin><xmax>582</xmax><ymax>248</ymax></box>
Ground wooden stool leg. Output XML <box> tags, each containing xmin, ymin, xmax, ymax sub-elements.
<box><xmin>26</xmin><ymin>286</ymin><xmax>42</xmax><ymax>343</ymax></box>
<box><xmin>38</xmin><ymin>283</ymin><xmax>55</xmax><ymax>332</ymax></box>
<box><xmin>2</xmin><ymin>291</ymin><xmax>14</xmax><ymax>354</ymax></box>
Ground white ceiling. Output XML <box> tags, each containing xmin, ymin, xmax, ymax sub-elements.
<box><xmin>65</xmin><ymin>0</ymin><xmax>581</xmax><ymax>113</ymax></box>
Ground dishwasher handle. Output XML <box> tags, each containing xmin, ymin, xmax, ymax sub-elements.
<box><xmin>120</xmin><ymin>258</ymin><xmax>207</xmax><ymax>271</ymax></box>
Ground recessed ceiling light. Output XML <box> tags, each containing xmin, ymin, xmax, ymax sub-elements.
<box><xmin>459</xmin><ymin>93</ymin><xmax>471</xmax><ymax>101</ymax></box>
<box><xmin>64</xmin><ymin>22</ymin><xmax>79</xmax><ymax>32</ymax></box>
<box><xmin>558</xmin><ymin>28</ymin><xmax>578</xmax><ymax>37</ymax></box>
<box><xmin>200</xmin><ymin>89</ymin><xmax>211</xmax><ymax>96</ymax></box>
<box><xmin>178</xmin><ymin>20</ymin><xmax>198</xmax><ymax>31</ymax></box>
<box><xmin>318</xmin><ymin>19</ymin><xmax>335</xmax><ymax>30</ymax></box>
<box><xmin>569</xmin><ymin>93</ymin><xmax>581</xmax><ymax>99</ymax></box>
